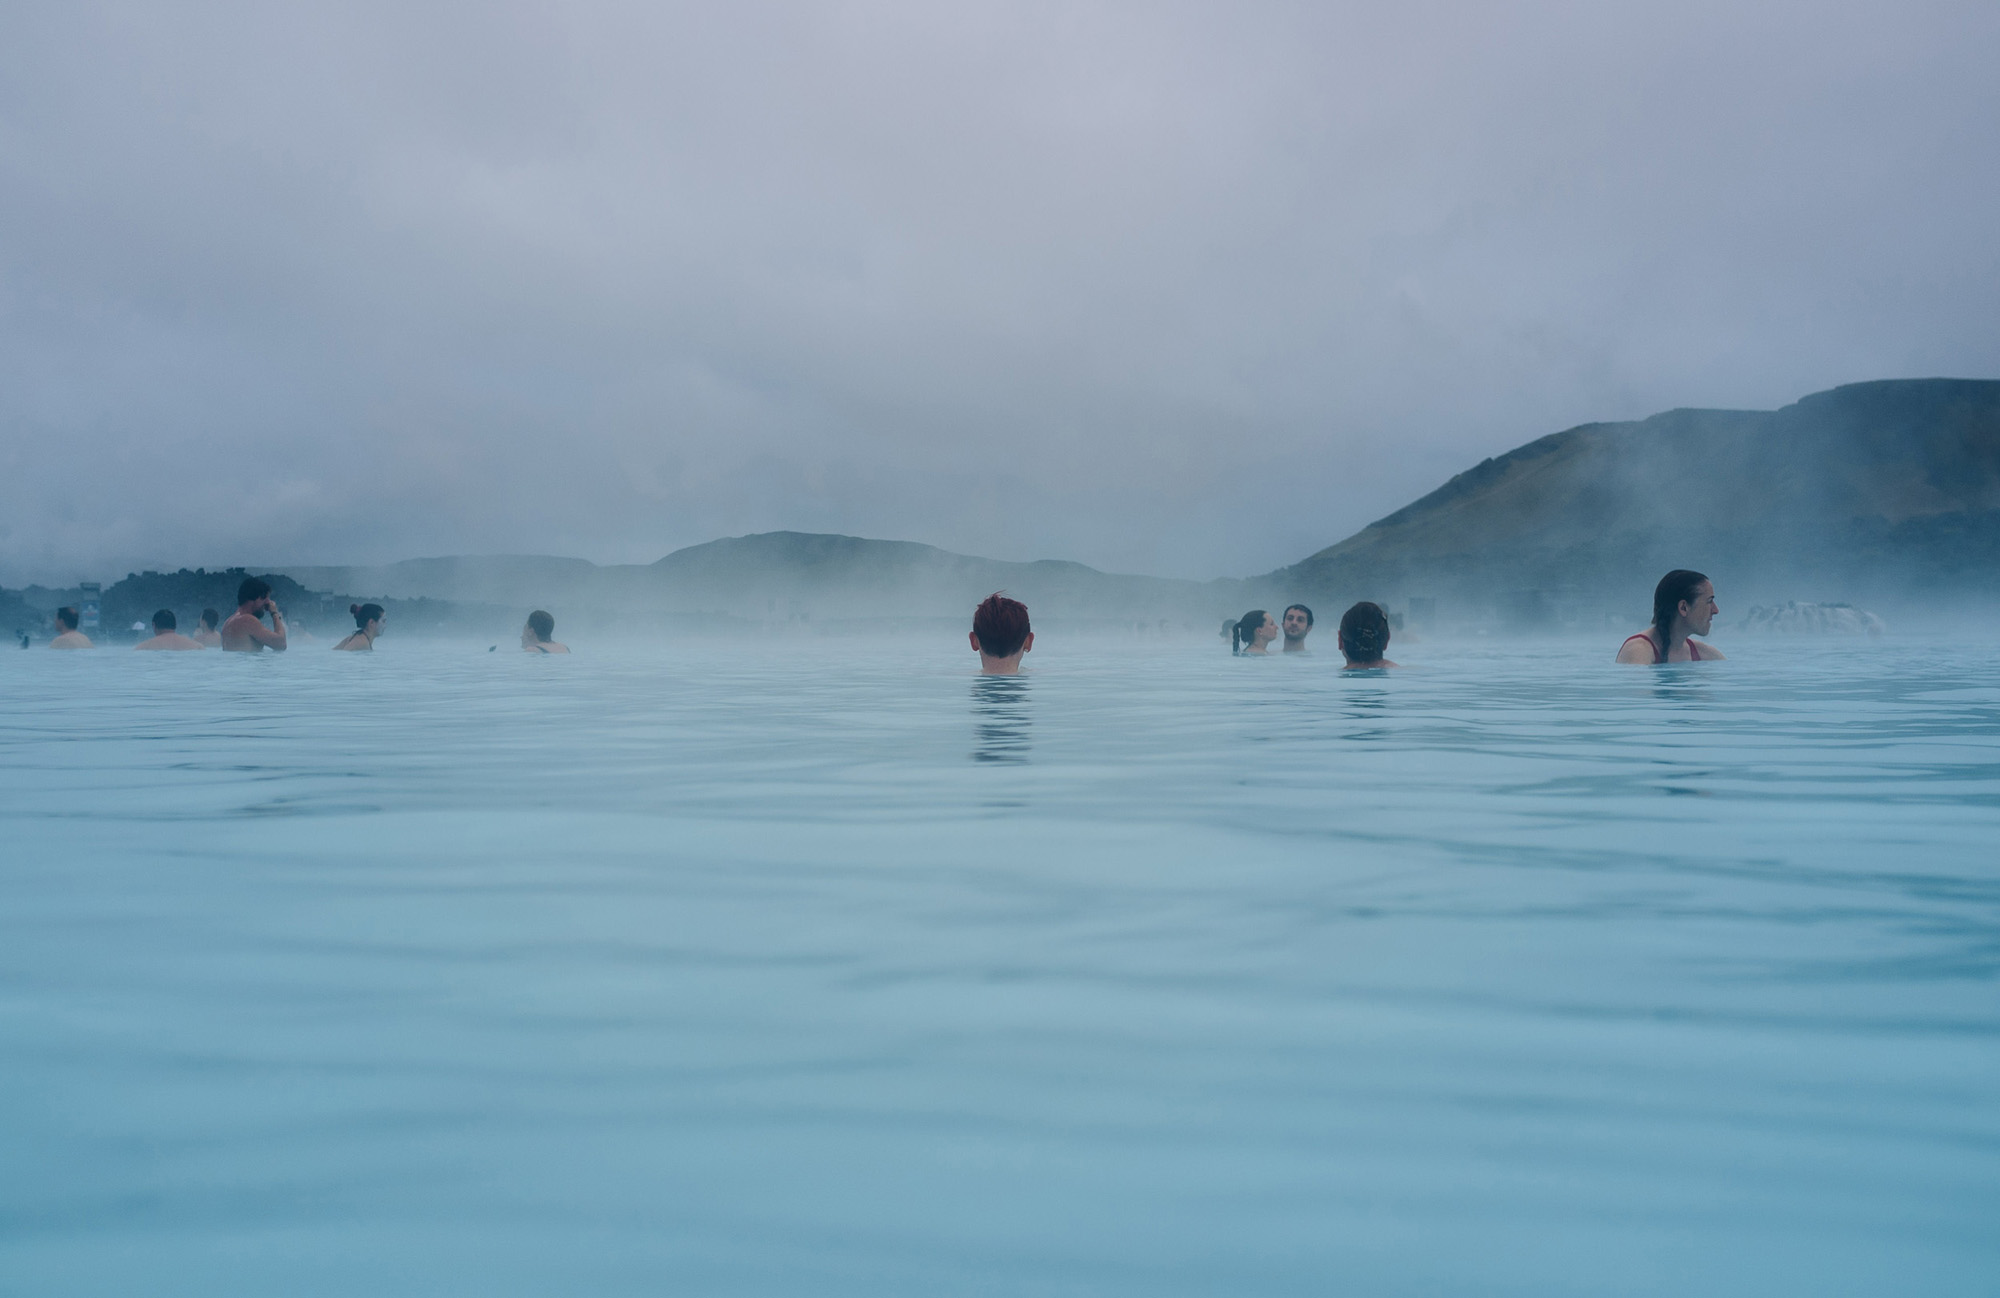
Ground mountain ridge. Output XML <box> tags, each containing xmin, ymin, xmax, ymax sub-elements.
<box><xmin>16</xmin><ymin>377</ymin><xmax>1991</xmax><ymax>637</ymax></box>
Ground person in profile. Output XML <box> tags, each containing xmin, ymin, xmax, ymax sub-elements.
<box><xmin>969</xmin><ymin>593</ymin><xmax>1032</xmax><ymax>675</ymax></box>
<box><xmin>1230</xmin><ymin>610</ymin><xmax>1277</xmax><ymax>654</ymax></box>
<box><xmin>1337</xmin><ymin>601</ymin><xmax>1400</xmax><ymax>669</ymax></box>
<box><xmin>193</xmin><ymin>608</ymin><xmax>223</xmax><ymax>648</ymax></box>
<box><xmin>220</xmin><ymin>577</ymin><xmax>287</xmax><ymax>652</ymax></box>
<box><xmin>333</xmin><ymin>603</ymin><xmax>386</xmax><ymax>651</ymax></box>
<box><xmin>521</xmin><ymin>610</ymin><xmax>569</xmax><ymax>654</ymax></box>
<box><xmin>135</xmin><ymin>609</ymin><xmax>204</xmax><ymax>651</ymax></box>
<box><xmin>1617</xmin><ymin>570</ymin><xmax>1727</xmax><ymax>664</ymax></box>
<box><xmin>1281</xmin><ymin>604</ymin><xmax>1314</xmax><ymax>653</ymax></box>
<box><xmin>49</xmin><ymin>606</ymin><xmax>93</xmax><ymax>649</ymax></box>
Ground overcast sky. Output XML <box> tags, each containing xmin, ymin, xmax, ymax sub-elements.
<box><xmin>3</xmin><ymin>0</ymin><xmax>1996</xmax><ymax>585</ymax></box>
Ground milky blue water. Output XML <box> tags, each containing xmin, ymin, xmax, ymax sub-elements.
<box><xmin>2</xmin><ymin>634</ymin><xmax>1997</xmax><ymax>1296</ymax></box>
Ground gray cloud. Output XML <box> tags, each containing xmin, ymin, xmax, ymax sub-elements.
<box><xmin>3</xmin><ymin>0</ymin><xmax>1997</xmax><ymax>584</ymax></box>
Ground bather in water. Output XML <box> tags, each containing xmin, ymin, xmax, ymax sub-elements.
<box><xmin>969</xmin><ymin>593</ymin><xmax>1033</xmax><ymax>676</ymax></box>
<box><xmin>522</xmin><ymin>610</ymin><xmax>570</xmax><ymax>654</ymax></box>
<box><xmin>134</xmin><ymin>609</ymin><xmax>204</xmax><ymax>651</ymax></box>
<box><xmin>48</xmin><ymin>606</ymin><xmax>93</xmax><ymax>650</ymax></box>
<box><xmin>1230</xmin><ymin>610</ymin><xmax>1277</xmax><ymax>655</ymax></box>
<box><xmin>219</xmin><ymin>578</ymin><xmax>287</xmax><ymax>653</ymax></box>
<box><xmin>1337</xmin><ymin>602</ymin><xmax>1400</xmax><ymax>669</ymax></box>
<box><xmin>1281</xmin><ymin>604</ymin><xmax>1314</xmax><ymax>653</ymax></box>
<box><xmin>1617</xmin><ymin>570</ymin><xmax>1727</xmax><ymax>663</ymax></box>
<box><xmin>334</xmin><ymin>604</ymin><xmax>386</xmax><ymax>652</ymax></box>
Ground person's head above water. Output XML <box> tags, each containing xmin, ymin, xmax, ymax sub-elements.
<box><xmin>520</xmin><ymin>610</ymin><xmax>570</xmax><ymax>653</ymax></box>
<box><xmin>1282</xmin><ymin>604</ymin><xmax>1313</xmax><ymax>651</ymax></box>
<box><xmin>1337</xmin><ymin>601</ymin><xmax>1395</xmax><ymax>666</ymax></box>
<box><xmin>1231</xmin><ymin>610</ymin><xmax>1276</xmax><ymax>654</ymax></box>
<box><xmin>136</xmin><ymin>608</ymin><xmax>203</xmax><ymax>650</ymax></box>
<box><xmin>1653</xmin><ymin>570</ymin><xmax>1714</xmax><ymax>641</ymax></box>
<box><xmin>55</xmin><ymin>606</ymin><xmax>79</xmax><ymax>631</ymax></box>
<box><xmin>200</xmin><ymin>608</ymin><xmax>220</xmax><ymax>632</ymax></box>
<box><xmin>970</xmin><ymin>593</ymin><xmax>1033</xmax><ymax>675</ymax></box>
<box><xmin>1618</xmin><ymin>570</ymin><xmax>1726</xmax><ymax>663</ymax></box>
<box><xmin>336</xmin><ymin>603</ymin><xmax>387</xmax><ymax>651</ymax></box>
<box><xmin>236</xmin><ymin>576</ymin><xmax>272</xmax><ymax>610</ymax></box>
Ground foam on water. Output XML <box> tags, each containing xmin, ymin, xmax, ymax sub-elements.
<box><xmin>2</xmin><ymin>634</ymin><xmax>1997</xmax><ymax>1295</ymax></box>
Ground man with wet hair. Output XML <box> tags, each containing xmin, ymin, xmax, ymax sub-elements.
<box><xmin>220</xmin><ymin>577</ymin><xmax>287</xmax><ymax>652</ymax></box>
<box><xmin>970</xmin><ymin>593</ymin><xmax>1033</xmax><ymax>676</ymax></box>
<box><xmin>136</xmin><ymin>609</ymin><xmax>205</xmax><ymax>651</ymax></box>
<box><xmin>49</xmin><ymin>606</ymin><xmax>93</xmax><ymax>649</ymax></box>
<box><xmin>1281</xmin><ymin>604</ymin><xmax>1314</xmax><ymax>653</ymax></box>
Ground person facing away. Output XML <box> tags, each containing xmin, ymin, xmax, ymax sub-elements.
<box><xmin>193</xmin><ymin>608</ymin><xmax>223</xmax><ymax>648</ymax></box>
<box><xmin>969</xmin><ymin>593</ymin><xmax>1033</xmax><ymax>675</ymax></box>
<box><xmin>49</xmin><ymin>606</ymin><xmax>93</xmax><ymax>649</ymax></box>
<box><xmin>1338</xmin><ymin>601</ymin><xmax>1400</xmax><ymax>669</ymax></box>
<box><xmin>1617</xmin><ymin>570</ymin><xmax>1727</xmax><ymax>664</ymax></box>
<box><xmin>135</xmin><ymin>608</ymin><xmax>204</xmax><ymax>651</ymax></box>
<box><xmin>1282</xmin><ymin>604</ymin><xmax>1314</xmax><ymax>653</ymax></box>
<box><xmin>220</xmin><ymin>577</ymin><xmax>287</xmax><ymax>652</ymax></box>
<box><xmin>334</xmin><ymin>603</ymin><xmax>386</xmax><ymax>651</ymax></box>
<box><xmin>521</xmin><ymin>610</ymin><xmax>569</xmax><ymax>654</ymax></box>
<box><xmin>1231</xmin><ymin>610</ymin><xmax>1277</xmax><ymax>654</ymax></box>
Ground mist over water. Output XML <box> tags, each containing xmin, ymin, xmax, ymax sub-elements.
<box><xmin>3</xmin><ymin>634</ymin><xmax>1997</xmax><ymax>1295</ymax></box>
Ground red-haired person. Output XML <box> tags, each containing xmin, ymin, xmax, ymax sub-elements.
<box><xmin>970</xmin><ymin>593</ymin><xmax>1033</xmax><ymax>675</ymax></box>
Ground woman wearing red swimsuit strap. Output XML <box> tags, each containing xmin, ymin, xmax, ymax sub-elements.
<box><xmin>1617</xmin><ymin>569</ymin><xmax>1727</xmax><ymax>664</ymax></box>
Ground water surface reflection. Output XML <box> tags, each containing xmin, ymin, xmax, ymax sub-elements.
<box><xmin>971</xmin><ymin>675</ymin><xmax>1031</xmax><ymax>763</ymax></box>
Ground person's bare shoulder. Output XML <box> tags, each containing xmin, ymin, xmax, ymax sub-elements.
<box><xmin>1615</xmin><ymin>634</ymin><xmax>1656</xmax><ymax>664</ymax></box>
<box><xmin>1693</xmin><ymin>639</ymin><xmax>1726</xmax><ymax>660</ymax></box>
<box><xmin>546</xmin><ymin>642</ymin><xmax>571</xmax><ymax>654</ymax></box>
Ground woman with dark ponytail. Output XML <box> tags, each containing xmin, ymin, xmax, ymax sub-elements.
<box><xmin>1231</xmin><ymin>610</ymin><xmax>1277</xmax><ymax>655</ymax></box>
<box><xmin>1337</xmin><ymin>602</ymin><xmax>1399</xmax><ymax>668</ymax></box>
<box><xmin>1618</xmin><ymin>570</ymin><xmax>1726</xmax><ymax>663</ymax></box>
<box><xmin>334</xmin><ymin>603</ymin><xmax>386</xmax><ymax>652</ymax></box>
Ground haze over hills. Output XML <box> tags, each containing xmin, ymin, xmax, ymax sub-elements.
<box><xmin>281</xmin><ymin>378</ymin><xmax>1995</xmax><ymax>629</ymax></box>
<box><xmin>10</xmin><ymin>378</ymin><xmax>1993</xmax><ymax>639</ymax></box>
<box><xmin>1273</xmin><ymin>378</ymin><xmax>2000</xmax><ymax>620</ymax></box>
<box><xmin>282</xmin><ymin>532</ymin><xmax>1232</xmax><ymax>631</ymax></box>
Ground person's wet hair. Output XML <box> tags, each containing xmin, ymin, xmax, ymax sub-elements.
<box><xmin>237</xmin><ymin>576</ymin><xmax>271</xmax><ymax>606</ymax></box>
<box><xmin>1231</xmin><ymin>610</ymin><xmax>1268</xmax><ymax>654</ymax></box>
<box><xmin>55</xmin><ymin>606</ymin><xmax>79</xmax><ymax>631</ymax></box>
<box><xmin>350</xmin><ymin>603</ymin><xmax>384</xmax><ymax>629</ymax></box>
<box><xmin>151</xmin><ymin>609</ymin><xmax>176</xmax><ymax>632</ymax></box>
<box><xmin>527</xmin><ymin>610</ymin><xmax>555</xmax><ymax>642</ymax></box>
<box><xmin>1284</xmin><ymin>603</ymin><xmax>1314</xmax><ymax>628</ymax></box>
<box><xmin>200</xmin><ymin>608</ymin><xmax>220</xmax><ymax>631</ymax></box>
<box><xmin>972</xmin><ymin>593</ymin><xmax>1031</xmax><ymax>659</ymax></box>
<box><xmin>1339</xmin><ymin>601</ymin><xmax>1391</xmax><ymax>663</ymax></box>
<box><xmin>1651</xmin><ymin>570</ymin><xmax>1709</xmax><ymax>642</ymax></box>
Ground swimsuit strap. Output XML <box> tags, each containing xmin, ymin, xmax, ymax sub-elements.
<box><xmin>1622</xmin><ymin>633</ymin><xmax>1663</xmax><ymax>663</ymax></box>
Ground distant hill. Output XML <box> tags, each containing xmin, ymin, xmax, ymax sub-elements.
<box><xmin>244</xmin><ymin>378</ymin><xmax>1999</xmax><ymax>633</ymax></box>
<box><xmin>1266</xmin><ymin>379</ymin><xmax>2000</xmax><ymax>618</ymax></box>
<box><xmin>281</xmin><ymin>533</ymin><xmax>1231</xmax><ymax>629</ymax></box>
<box><xmin>639</xmin><ymin>532</ymin><xmax>1221</xmax><ymax>625</ymax></box>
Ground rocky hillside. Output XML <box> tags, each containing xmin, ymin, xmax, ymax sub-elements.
<box><xmin>1266</xmin><ymin>379</ymin><xmax>2000</xmax><ymax>616</ymax></box>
